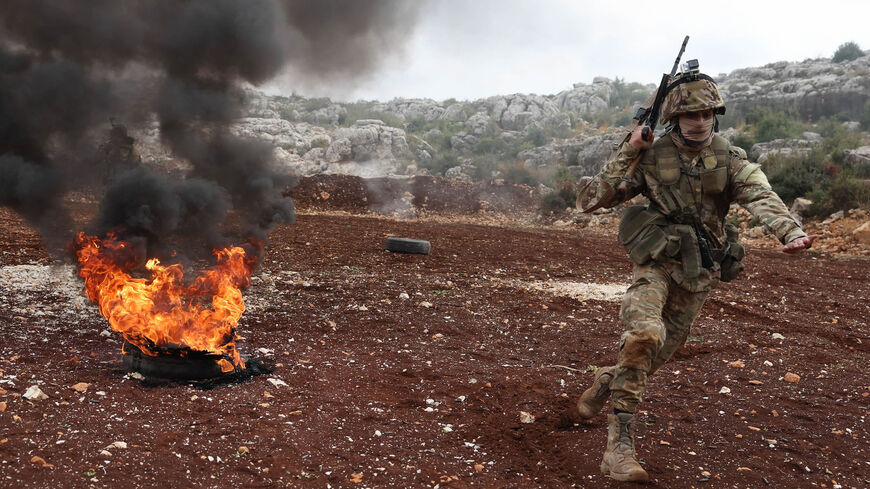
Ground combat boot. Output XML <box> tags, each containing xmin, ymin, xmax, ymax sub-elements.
<box><xmin>576</xmin><ymin>365</ymin><xmax>615</xmax><ymax>419</ymax></box>
<box><xmin>600</xmin><ymin>413</ymin><xmax>649</xmax><ymax>482</ymax></box>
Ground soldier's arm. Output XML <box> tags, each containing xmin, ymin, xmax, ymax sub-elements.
<box><xmin>728</xmin><ymin>147</ymin><xmax>808</xmax><ymax>246</ymax></box>
<box><xmin>577</xmin><ymin>140</ymin><xmax>647</xmax><ymax>212</ymax></box>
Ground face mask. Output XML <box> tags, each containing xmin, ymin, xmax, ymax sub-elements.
<box><xmin>679</xmin><ymin>116</ymin><xmax>714</xmax><ymax>143</ymax></box>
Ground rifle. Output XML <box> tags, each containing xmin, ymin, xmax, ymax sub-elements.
<box><xmin>614</xmin><ymin>36</ymin><xmax>690</xmax><ymax>193</ymax></box>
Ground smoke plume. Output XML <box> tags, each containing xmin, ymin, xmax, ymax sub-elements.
<box><xmin>0</xmin><ymin>0</ymin><xmax>424</xmax><ymax>262</ymax></box>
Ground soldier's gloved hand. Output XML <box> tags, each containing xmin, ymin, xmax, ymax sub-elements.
<box><xmin>628</xmin><ymin>125</ymin><xmax>654</xmax><ymax>151</ymax></box>
<box><xmin>781</xmin><ymin>234</ymin><xmax>819</xmax><ymax>254</ymax></box>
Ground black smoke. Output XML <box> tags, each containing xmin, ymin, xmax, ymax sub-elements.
<box><xmin>0</xmin><ymin>0</ymin><xmax>424</xmax><ymax>263</ymax></box>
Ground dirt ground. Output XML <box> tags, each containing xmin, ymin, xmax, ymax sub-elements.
<box><xmin>0</xmin><ymin>182</ymin><xmax>868</xmax><ymax>488</ymax></box>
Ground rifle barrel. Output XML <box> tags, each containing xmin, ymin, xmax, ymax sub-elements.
<box><xmin>670</xmin><ymin>36</ymin><xmax>690</xmax><ymax>76</ymax></box>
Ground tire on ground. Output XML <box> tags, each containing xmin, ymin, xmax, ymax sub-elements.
<box><xmin>385</xmin><ymin>237</ymin><xmax>431</xmax><ymax>255</ymax></box>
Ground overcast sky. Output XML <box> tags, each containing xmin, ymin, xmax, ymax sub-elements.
<box><xmin>267</xmin><ymin>0</ymin><xmax>870</xmax><ymax>102</ymax></box>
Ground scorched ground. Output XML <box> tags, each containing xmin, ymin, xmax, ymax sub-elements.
<box><xmin>0</xmin><ymin>203</ymin><xmax>868</xmax><ymax>488</ymax></box>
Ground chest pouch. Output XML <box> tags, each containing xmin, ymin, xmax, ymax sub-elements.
<box><xmin>700</xmin><ymin>166</ymin><xmax>728</xmax><ymax>194</ymax></box>
<box><xmin>618</xmin><ymin>205</ymin><xmax>680</xmax><ymax>265</ymax></box>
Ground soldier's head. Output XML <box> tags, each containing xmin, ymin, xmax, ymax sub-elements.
<box><xmin>660</xmin><ymin>68</ymin><xmax>725</xmax><ymax>147</ymax></box>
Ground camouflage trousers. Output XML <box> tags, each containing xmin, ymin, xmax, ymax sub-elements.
<box><xmin>609</xmin><ymin>262</ymin><xmax>711</xmax><ymax>412</ymax></box>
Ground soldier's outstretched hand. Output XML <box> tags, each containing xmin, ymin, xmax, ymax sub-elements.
<box><xmin>781</xmin><ymin>234</ymin><xmax>819</xmax><ymax>254</ymax></box>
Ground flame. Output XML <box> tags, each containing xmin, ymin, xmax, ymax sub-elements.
<box><xmin>73</xmin><ymin>232</ymin><xmax>258</xmax><ymax>371</ymax></box>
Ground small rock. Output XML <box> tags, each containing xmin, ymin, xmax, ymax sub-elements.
<box><xmin>719</xmin><ymin>386</ymin><xmax>731</xmax><ymax>395</ymax></box>
<box><xmin>238</xmin><ymin>446</ymin><xmax>250</xmax><ymax>454</ymax></box>
<box><xmin>0</xmin><ymin>402</ymin><xmax>6</xmax><ymax>412</ymax></box>
<box><xmin>99</xmin><ymin>450</ymin><xmax>112</xmax><ymax>457</ymax></box>
<box><xmin>763</xmin><ymin>360</ymin><xmax>774</xmax><ymax>367</ymax></box>
<box><xmin>519</xmin><ymin>411</ymin><xmax>535</xmax><ymax>424</ymax></box>
<box><xmin>729</xmin><ymin>360</ymin><xmax>745</xmax><ymax>368</ymax></box>
<box><xmin>128</xmin><ymin>372</ymin><xmax>145</xmax><ymax>380</ymax></box>
<box><xmin>701</xmin><ymin>470</ymin><xmax>712</xmax><ymax>477</ymax></box>
<box><xmin>784</xmin><ymin>372</ymin><xmax>801</xmax><ymax>383</ymax></box>
<box><xmin>771</xmin><ymin>333</ymin><xmax>786</xmax><ymax>340</ymax></box>
<box><xmin>70</xmin><ymin>382</ymin><xmax>90</xmax><ymax>392</ymax></box>
<box><xmin>267</xmin><ymin>378</ymin><xmax>288</xmax><ymax>388</ymax></box>
<box><xmin>106</xmin><ymin>441</ymin><xmax>127</xmax><ymax>449</ymax></box>
<box><xmin>23</xmin><ymin>385</ymin><xmax>48</xmax><ymax>401</ymax></box>
<box><xmin>419</xmin><ymin>301</ymin><xmax>433</xmax><ymax>308</ymax></box>
<box><xmin>398</xmin><ymin>292</ymin><xmax>410</xmax><ymax>300</ymax></box>
<box><xmin>659</xmin><ymin>440</ymin><xmax>671</xmax><ymax>446</ymax></box>
<box><xmin>474</xmin><ymin>464</ymin><xmax>485</xmax><ymax>473</ymax></box>
<box><xmin>30</xmin><ymin>456</ymin><xmax>53</xmax><ymax>468</ymax></box>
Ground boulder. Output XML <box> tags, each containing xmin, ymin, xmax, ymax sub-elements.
<box><xmin>844</xmin><ymin>146</ymin><xmax>870</xmax><ymax>166</ymax></box>
<box><xmin>852</xmin><ymin>221</ymin><xmax>870</xmax><ymax>245</ymax></box>
<box><xmin>749</xmin><ymin>138</ymin><xmax>816</xmax><ymax>164</ymax></box>
<box><xmin>371</xmin><ymin>98</ymin><xmax>445</xmax><ymax>122</ymax></box>
<box><xmin>440</xmin><ymin>103</ymin><xmax>468</xmax><ymax>122</ymax></box>
<box><xmin>486</xmin><ymin>93</ymin><xmax>561</xmax><ymax>131</ymax></box>
<box><xmin>790</xmin><ymin>197</ymin><xmax>813</xmax><ymax>217</ymax></box>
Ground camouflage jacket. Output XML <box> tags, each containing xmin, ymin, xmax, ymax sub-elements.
<box><xmin>579</xmin><ymin>134</ymin><xmax>807</xmax><ymax>290</ymax></box>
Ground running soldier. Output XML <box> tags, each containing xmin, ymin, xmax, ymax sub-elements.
<box><xmin>575</xmin><ymin>66</ymin><xmax>817</xmax><ymax>482</ymax></box>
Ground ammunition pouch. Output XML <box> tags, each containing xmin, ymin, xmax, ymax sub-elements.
<box><xmin>618</xmin><ymin>205</ymin><xmax>681</xmax><ymax>266</ymax></box>
<box><xmin>717</xmin><ymin>224</ymin><xmax>745</xmax><ymax>282</ymax></box>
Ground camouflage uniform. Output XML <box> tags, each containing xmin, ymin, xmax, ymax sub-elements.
<box><xmin>586</xmin><ymin>136</ymin><xmax>806</xmax><ymax>411</ymax></box>
<box><xmin>578</xmin><ymin>73</ymin><xmax>810</xmax><ymax>413</ymax></box>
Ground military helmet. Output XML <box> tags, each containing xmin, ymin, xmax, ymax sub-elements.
<box><xmin>659</xmin><ymin>73</ymin><xmax>725</xmax><ymax>125</ymax></box>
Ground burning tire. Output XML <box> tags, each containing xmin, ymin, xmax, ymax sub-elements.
<box><xmin>385</xmin><ymin>237</ymin><xmax>431</xmax><ymax>255</ymax></box>
<box><xmin>122</xmin><ymin>342</ymin><xmax>231</xmax><ymax>380</ymax></box>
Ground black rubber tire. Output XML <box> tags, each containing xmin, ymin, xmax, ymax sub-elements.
<box><xmin>385</xmin><ymin>237</ymin><xmax>431</xmax><ymax>255</ymax></box>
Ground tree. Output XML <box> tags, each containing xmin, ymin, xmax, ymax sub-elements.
<box><xmin>832</xmin><ymin>41</ymin><xmax>864</xmax><ymax>63</ymax></box>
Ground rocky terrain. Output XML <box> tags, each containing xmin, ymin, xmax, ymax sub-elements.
<box><xmin>1</xmin><ymin>188</ymin><xmax>868</xmax><ymax>489</ymax></box>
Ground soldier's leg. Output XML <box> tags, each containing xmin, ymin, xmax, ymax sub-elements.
<box><xmin>648</xmin><ymin>287</ymin><xmax>710</xmax><ymax>375</ymax></box>
<box><xmin>609</xmin><ymin>263</ymin><xmax>669</xmax><ymax>414</ymax></box>
<box><xmin>599</xmin><ymin>262</ymin><xmax>667</xmax><ymax>482</ymax></box>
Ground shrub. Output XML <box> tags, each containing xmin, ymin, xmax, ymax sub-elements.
<box><xmin>747</xmin><ymin>109</ymin><xmax>805</xmax><ymax>143</ymax></box>
<box><xmin>732</xmin><ymin>132</ymin><xmax>756</xmax><ymax>154</ymax></box>
<box><xmin>610</xmin><ymin>78</ymin><xmax>652</xmax><ymax>110</ymax></box>
<box><xmin>860</xmin><ymin>99</ymin><xmax>870</xmax><ymax>130</ymax></box>
<box><xmin>420</xmin><ymin>151</ymin><xmax>460</xmax><ymax>176</ymax></box>
<box><xmin>538</xmin><ymin>182</ymin><xmax>577</xmax><ymax>213</ymax></box>
<box><xmin>767</xmin><ymin>153</ymin><xmax>827</xmax><ymax>203</ymax></box>
<box><xmin>501</xmin><ymin>162</ymin><xmax>539</xmax><ymax>186</ymax></box>
<box><xmin>832</xmin><ymin>41</ymin><xmax>864</xmax><ymax>63</ymax></box>
<box><xmin>808</xmin><ymin>171</ymin><xmax>870</xmax><ymax>215</ymax></box>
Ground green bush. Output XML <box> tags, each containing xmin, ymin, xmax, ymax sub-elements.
<box><xmin>420</xmin><ymin>151</ymin><xmax>460</xmax><ymax>176</ymax></box>
<box><xmin>815</xmin><ymin>118</ymin><xmax>863</xmax><ymax>164</ymax></box>
<box><xmin>832</xmin><ymin>41</ymin><xmax>864</xmax><ymax>63</ymax></box>
<box><xmin>860</xmin><ymin>99</ymin><xmax>870</xmax><ymax>130</ymax></box>
<box><xmin>467</xmin><ymin>153</ymin><xmax>502</xmax><ymax>181</ymax></box>
<box><xmin>767</xmin><ymin>153</ymin><xmax>827</xmax><ymax>203</ymax></box>
<box><xmin>808</xmin><ymin>171</ymin><xmax>870</xmax><ymax>215</ymax></box>
<box><xmin>538</xmin><ymin>182</ymin><xmax>577</xmax><ymax>213</ymax></box>
<box><xmin>747</xmin><ymin>109</ymin><xmax>805</xmax><ymax>143</ymax></box>
<box><xmin>732</xmin><ymin>133</ymin><xmax>756</xmax><ymax>153</ymax></box>
<box><xmin>551</xmin><ymin>166</ymin><xmax>577</xmax><ymax>185</ymax></box>
<box><xmin>610</xmin><ymin>78</ymin><xmax>652</xmax><ymax>110</ymax></box>
<box><xmin>502</xmin><ymin>162</ymin><xmax>539</xmax><ymax>186</ymax></box>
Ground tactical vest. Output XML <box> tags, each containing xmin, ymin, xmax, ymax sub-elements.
<box><xmin>618</xmin><ymin>134</ymin><xmax>744</xmax><ymax>285</ymax></box>
<box><xmin>640</xmin><ymin>134</ymin><xmax>730</xmax><ymax>221</ymax></box>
